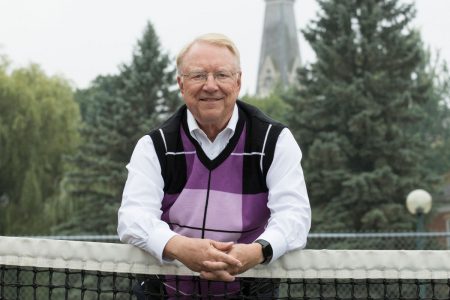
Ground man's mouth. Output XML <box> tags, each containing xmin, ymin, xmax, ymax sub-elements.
<box><xmin>199</xmin><ymin>97</ymin><xmax>223</xmax><ymax>101</ymax></box>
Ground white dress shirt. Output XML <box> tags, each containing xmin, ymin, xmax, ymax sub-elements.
<box><xmin>118</xmin><ymin>104</ymin><xmax>311</xmax><ymax>264</ymax></box>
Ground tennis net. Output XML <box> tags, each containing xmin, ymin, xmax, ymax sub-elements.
<box><xmin>1</xmin><ymin>236</ymin><xmax>450</xmax><ymax>299</ymax></box>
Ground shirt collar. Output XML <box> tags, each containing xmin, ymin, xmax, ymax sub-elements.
<box><xmin>186</xmin><ymin>104</ymin><xmax>239</xmax><ymax>137</ymax></box>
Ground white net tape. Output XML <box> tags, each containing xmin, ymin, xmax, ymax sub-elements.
<box><xmin>1</xmin><ymin>236</ymin><xmax>450</xmax><ymax>279</ymax></box>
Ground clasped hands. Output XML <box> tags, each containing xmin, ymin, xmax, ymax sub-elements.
<box><xmin>163</xmin><ymin>235</ymin><xmax>264</xmax><ymax>282</ymax></box>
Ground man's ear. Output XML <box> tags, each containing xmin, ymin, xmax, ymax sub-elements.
<box><xmin>177</xmin><ymin>76</ymin><xmax>185</xmax><ymax>96</ymax></box>
<box><xmin>236</xmin><ymin>72</ymin><xmax>242</xmax><ymax>91</ymax></box>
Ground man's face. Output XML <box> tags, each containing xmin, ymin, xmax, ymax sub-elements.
<box><xmin>177</xmin><ymin>42</ymin><xmax>241</xmax><ymax>132</ymax></box>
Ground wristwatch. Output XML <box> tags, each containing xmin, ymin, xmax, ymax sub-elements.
<box><xmin>254</xmin><ymin>239</ymin><xmax>273</xmax><ymax>264</ymax></box>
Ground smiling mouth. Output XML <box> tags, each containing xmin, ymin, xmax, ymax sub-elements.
<box><xmin>199</xmin><ymin>97</ymin><xmax>223</xmax><ymax>101</ymax></box>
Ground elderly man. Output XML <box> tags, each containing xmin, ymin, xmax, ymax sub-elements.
<box><xmin>118</xmin><ymin>33</ymin><xmax>311</xmax><ymax>299</ymax></box>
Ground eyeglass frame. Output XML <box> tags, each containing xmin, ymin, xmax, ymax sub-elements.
<box><xmin>179</xmin><ymin>70</ymin><xmax>241</xmax><ymax>84</ymax></box>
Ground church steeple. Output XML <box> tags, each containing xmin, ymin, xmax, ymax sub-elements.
<box><xmin>256</xmin><ymin>0</ymin><xmax>301</xmax><ymax>97</ymax></box>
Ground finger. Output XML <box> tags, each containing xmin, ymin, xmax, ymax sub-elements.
<box><xmin>203</xmin><ymin>260</ymin><xmax>228</xmax><ymax>271</ymax></box>
<box><xmin>200</xmin><ymin>270</ymin><xmax>235</xmax><ymax>282</ymax></box>
<box><xmin>212</xmin><ymin>250</ymin><xmax>242</xmax><ymax>267</ymax></box>
<box><xmin>227</xmin><ymin>266</ymin><xmax>240</xmax><ymax>276</ymax></box>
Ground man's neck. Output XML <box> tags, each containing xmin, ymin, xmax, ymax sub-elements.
<box><xmin>198</xmin><ymin>121</ymin><xmax>228</xmax><ymax>142</ymax></box>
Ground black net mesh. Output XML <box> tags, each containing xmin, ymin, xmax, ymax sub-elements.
<box><xmin>2</xmin><ymin>265</ymin><xmax>450</xmax><ymax>299</ymax></box>
<box><xmin>0</xmin><ymin>265</ymin><xmax>134</xmax><ymax>300</ymax></box>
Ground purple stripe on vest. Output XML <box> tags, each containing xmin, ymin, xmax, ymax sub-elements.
<box><xmin>209</xmin><ymin>154</ymin><xmax>243</xmax><ymax>193</ymax></box>
<box><xmin>202</xmin><ymin>190</ymin><xmax>242</xmax><ymax>241</ymax></box>
<box><xmin>168</xmin><ymin>189</ymin><xmax>207</xmax><ymax>236</ymax></box>
<box><xmin>183</xmin><ymin>157</ymin><xmax>210</xmax><ymax>190</ymax></box>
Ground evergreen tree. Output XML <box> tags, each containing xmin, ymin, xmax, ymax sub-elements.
<box><xmin>0</xmin><ymin>60</ymin><xmax>80</xmax><ymax>234</ymax></box>
<box><xmin>418</xmin><ymin>59</ymin><xmax>450</xmax><ymax>178</ymax></box>
<box><xmin>285</xmin><ymin>0</ymin><xmax>445</xmax><ymax>245</ymax></box>
<box><xmin>56</xmin><ymin>22</ymin><xmax>180</xmax><ymax>234</ymax></box>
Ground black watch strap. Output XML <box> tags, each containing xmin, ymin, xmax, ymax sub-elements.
<box><xmin>254</xmin><ymin>239</ymin><xmax>273</xmax><ymax>264</ymax></box>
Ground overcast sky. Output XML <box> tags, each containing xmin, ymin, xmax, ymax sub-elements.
<box><xmin>0</xmin><ymin>0</ymin><xmax>449</xmax><ymax>95</ymax></box>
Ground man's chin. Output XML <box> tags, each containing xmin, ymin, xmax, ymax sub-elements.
<box><xmin>198</xmin><ymin>100</ymin><xmax>224</xmax><ymax>112</ymax></box>
<box><xmin>197</xmin><ymin>111</ymin><xmax>227</xmax><ymax>125</ymax></box>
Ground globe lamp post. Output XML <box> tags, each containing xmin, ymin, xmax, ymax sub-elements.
<box><xmin>406</xmin><ymin>189</ymin><xmax>432</xmax><ymax>250</ymax></box>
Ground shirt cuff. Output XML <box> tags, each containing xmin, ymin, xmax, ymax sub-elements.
<box><xmin>255</xmin><ymin>229</ymin><xmax>288</xmax><ymax>263</ymax></box>
<box><xmin>144</xmin><ymin>228</ymin><xmax>179</xmax><ymax>264</ymax></box>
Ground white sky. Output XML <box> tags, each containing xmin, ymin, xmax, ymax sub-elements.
<box><xmin>0</xmin><ymin>0</ymin><xmax>449</xmax><ymax>96</ymax></box>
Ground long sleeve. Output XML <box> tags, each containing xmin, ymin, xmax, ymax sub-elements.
<box><xmin>117</xmin><ymin>135</ymin><xmax>177</xmax><ymax>264</ymax></box>
<box><xmin>256</xmin><ymin>128</ymin><xmax>311</xmax><ymax>262</ymax></box>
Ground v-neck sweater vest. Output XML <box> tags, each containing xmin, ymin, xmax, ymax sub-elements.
<box><xmin>149</xmin><ymin>101</ymin><xmax>285</xmax><ymax>297</ymax></box>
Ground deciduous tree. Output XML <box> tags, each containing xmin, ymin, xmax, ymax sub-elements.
<box><xmin>0</xmin><ymin>60</ymin><xmax>80</xmax><ymax>234</ymax></box>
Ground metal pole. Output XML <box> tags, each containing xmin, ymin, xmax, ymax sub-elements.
<box><xmin>416</xmin><ymin>210</ymin><xmax>424</xmax><ymax>250</ymax></box>
<box><xmin>416</xmin><ymin>209</ymin><xmax>426</xmax><ymax>299</ymax></box>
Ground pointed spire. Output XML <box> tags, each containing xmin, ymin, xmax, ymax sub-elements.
<box><xmin>256</xmin><ymin>0</ymin><xmax>301</xmax><ymax>97</ymax></box>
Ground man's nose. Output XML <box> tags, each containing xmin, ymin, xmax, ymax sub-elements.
<box><xmin>202</xmin><ymin>74</ymin><xmax>219</xmax><ymax>92</ymax></box>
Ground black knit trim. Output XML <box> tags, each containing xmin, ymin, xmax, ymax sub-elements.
<box><xmin>148</xmin><ymin>130</ymin><xmax>167</xmax><ymax>183</ymax></box>
<box><xmin>149</xmin><ymin>105</ymin><xmax>188</xmax><ymax>193</ymax></box>
<box><xmin>262</xmin><ymin>125</ymin><xmax>284</xmax><ymax>178</ymax></box>
<box><xmin>237</xmin><ymin>100</ymin><xmax>286</xmax><ymax>194</ymax></box>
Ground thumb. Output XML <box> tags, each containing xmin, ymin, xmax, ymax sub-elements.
<box><xmin>211</xmin><ymin>240</ymin><xmax>234</xmax><ymax>251</ymax></box>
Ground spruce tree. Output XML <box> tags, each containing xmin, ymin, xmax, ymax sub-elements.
<box><xmin>57</xmin><ymin>23</ymin><xmax>180</xmax><ymax>234</ymax></box>
<box><xmin>417</xmin><ymin>60</ymin><xmax>450</xmax><ymax>179</ymax></box>
<box><xmin>285</xmin><ymin>0</ymin><xmax>444</xmax><ymax>246</ymax></box>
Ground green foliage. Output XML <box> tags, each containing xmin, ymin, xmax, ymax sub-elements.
<box><xmin>285</xmin><ymin>0</ymin><xmax>448</xmax><ymax>237</ymax></box>
<box><xmin>416</xmin><ymin>59</ymin><xmax>450</xmax><ymax>177</ymax></box>
<box><xmin>0</xmin><ymin>60</ymin><xmax>80</xmax><ymax>234</ymax></box>
<box><xmin>242</xmin><ymin>91</ymin><xmax>291</xmax><ymax>124</ymax></box>
<box><xmin>55</xmin><ymin>22</ymin><xmax>181</xmax><ymax>234</ymax></box>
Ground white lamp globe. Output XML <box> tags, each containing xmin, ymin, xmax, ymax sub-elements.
<box><xmin>406</xmin><ymin>189</ymin><xmax>432</xmax><ymax>215</ymax></box>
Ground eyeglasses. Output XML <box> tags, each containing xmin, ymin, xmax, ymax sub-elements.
<box><xmin>180</xmin><ymin>70</ymin><xmax>240</xmax><ymax>84</ymax></box>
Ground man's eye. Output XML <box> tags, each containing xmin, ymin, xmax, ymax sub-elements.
<box><xmin>191</xmin><ymin>73</ymin><xmax>206</xmax><ymax>80</ymax></box>
<box><xmin>216</xmin><ymin>72</ymin><xmax>229</xmax><ymax>79</ymax></box>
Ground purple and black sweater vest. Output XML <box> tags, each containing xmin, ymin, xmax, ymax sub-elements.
<box><xmin>149</xmin><ymin>100</ymin><xmax>285</xmax><ymax>298</ymax></box>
